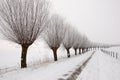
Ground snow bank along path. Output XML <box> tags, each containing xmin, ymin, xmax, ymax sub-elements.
<box><xmin>77</xmin><ymin>50</ymin><xmax>120</xmax><ymax>80</ymax></box>
<box><xmin>0</xmin><ymin>51</ymin><xmax>94</xmax><ymax>80</ymax></box>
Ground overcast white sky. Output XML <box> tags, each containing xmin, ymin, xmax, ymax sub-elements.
<box><xmin>51</xmin><ymin>0</ymin><xmax>120</xmax><ymax>44</ymax></box>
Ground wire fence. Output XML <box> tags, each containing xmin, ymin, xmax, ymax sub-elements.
<box><xmin>101</xmin><ymin>49</ymin><xmax>118</xmax><ymax>59</ymax></box>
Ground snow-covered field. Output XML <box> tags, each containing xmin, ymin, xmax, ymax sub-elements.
<box><xmin>103</xmin><ymin>47</ymin><xmax>120</xmax><ymax>60</ymax></box>
<box><xmin>105</xmin><ymin>47</ymin><xmax>120</xmax><ymax>54</ymax></box>
<box><xmin>77</xmin><ymin>50</ymin><xmax>120</xmax><ymax>80</ymax></box>
<box><xmin>0</xmin><ymin>42</ymin><xmax>120</xmax><ymax>80</ymax></box>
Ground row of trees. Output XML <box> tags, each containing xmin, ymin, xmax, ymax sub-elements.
<box><xmin>0</xmin><ymin>0</ymin><xmax>103</xmax><ymax>68</ymax></box>
<box><xmin>43</xmin><ymin>14</ymin><xmax>91</xmax><ymax>61</ymax></box>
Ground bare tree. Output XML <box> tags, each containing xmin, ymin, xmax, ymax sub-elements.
<box><xmin>43</xmin><ymin>14</ymin><xmax>66</xmax><ymax>61</ymax></box>
<box><xmin>63</xmin><ymin>25</ymin><xmax>78</xmax><ymax>57</ymax></box>
<box><xmin>73</xmin><ymin>32</ymin><xmax>82</xmax><ymax>55</ymax></box>
<box><xmin>0</xmin><ymin>0</ymin><xmax>49</xmax><ymax>68</ymax></box>
<box><xmin>78</xmin><ymin>35</ymin><xmax>86</xmax><ymax>54</ymax></box>
<box><xmin>80</xmin><ymin>36</ymin><xmax>89</xmax><ymax>53</ymax></box>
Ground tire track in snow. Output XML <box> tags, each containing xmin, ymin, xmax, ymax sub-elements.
<box><xmin>58</xmin><ymin>51</ymin><xmax>95</xmax><ymax>80</ymax></box>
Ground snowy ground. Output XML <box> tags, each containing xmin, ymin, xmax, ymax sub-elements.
<box><xmin>0</xmin><ymin>44</ymin><xmax>120</xmax><ymax>80</ymax></box>
<box><xmin>77</xmin><ymin>50</ymin><xmax>120</xmax><ymax>80</ymax></box>
<box><xmin>0</xmin><ymin>51</ymin><xmax>93</xmax><ymax>80</ymax></box>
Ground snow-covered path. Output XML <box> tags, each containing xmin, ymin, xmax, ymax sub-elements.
<box><xmin>0</xmin><ymin>51</ymin><xmax>93</xmax><ymax>80</ymax></box>
<box><xmin>77</xmin><ymin>50</ymin><xmax>120</xmax><ymax>80</ymax></box>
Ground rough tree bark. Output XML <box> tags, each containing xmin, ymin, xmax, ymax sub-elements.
<box><xmin>21</xmin><ymin>44</ymin><xmax>30</xmax><ymax>68</ymax></box>
<box><xmin>66</xmin><ymin>48</ymin><xmax>70</xmax><ymax>58</ymax></box>
<box><xmin>82</xmin><ymin>48</ymin><xmax>85</xmax><ymax>53</ymax></box>
<box><xmin>52</xmin><ymin>47</ymin><xmax>58</xmax><ymax>61</ymax></box>
<box><xmin>79</xmin><ymin>48</ymin><xmax>81</xmax><ymax>55</ymax></box>
<box><xmin>74</xmin><ymin>48</ymin><xmax>77</xmax><ymax>55</ymax></box>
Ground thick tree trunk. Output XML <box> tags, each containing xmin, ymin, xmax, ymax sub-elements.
<box><xmin>82</xmin><ymin>48</ymin><xmax>84</xmax><ymax>53</ymax></box>
<box><xmin>21</xmin><ymin>44</ymin><xmax>29</xmax><ymax>68</ymax></box>
<box><xmin>52</xmin><ymin>47</ymin><xmax>58</xmax><ymax>61</ymax></box>
<box><xmin>66</xmin><ymin>48</ymin><xmax>70</xmax><ymax>58</ymax></box>
<box><xmin>74</xmin><ymin>48</ymin><xmax>77</xmax><ymax>55</ymax></box>
<box><xmin>79</xmin><ymin>48</ymin><xmax>81</xmax><ymax>55</ymax></box>
<box><xmin>86</xmin><ymin>48</ymin><xmax>89</xmax><ymax>52</ymax></box>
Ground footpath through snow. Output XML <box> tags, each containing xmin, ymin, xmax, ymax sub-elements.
<box><xmin>77</xmin><ymin>50</ymin><xmax>120</xmax><ymax>80</ymax></box>
<box><xmin>0</xmin><ymin>51</ymin><xmax>93</xmax><ymax>80</ymax></box>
